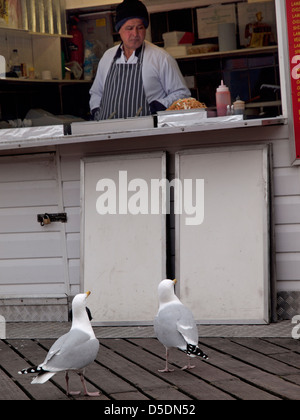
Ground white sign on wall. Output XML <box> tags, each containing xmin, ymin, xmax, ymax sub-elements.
<box><xmin>197</xmin><ymin>4</ymin><xmax>236</xmax><ymax>39</ymax></box>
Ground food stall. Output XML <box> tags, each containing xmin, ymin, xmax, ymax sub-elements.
<box><xmin>0</xmin><ymin>0</ymin><xmax>298</xmax><ymax>325</ymax></box>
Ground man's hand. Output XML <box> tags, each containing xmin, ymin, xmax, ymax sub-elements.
<box><xmin>92</xmin><ymin>107</ymin><xmax>101</xmax><ymax>121</ymax></box>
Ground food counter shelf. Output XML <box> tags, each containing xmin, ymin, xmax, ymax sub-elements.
<box><xmin>0</xmin><ymin>124</ymin><xmax>64</xmax><ymax>144</ymax></box>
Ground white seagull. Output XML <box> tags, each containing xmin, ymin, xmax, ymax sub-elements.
<box><xmin>154</xmin><ymin>279</ymin><xmax>208</xmax><ymax>373</ymax></box>
<box><xmin>19</xmin><ymin>291</ymin><xmax>100</xmax><ymax>397</ymax></box>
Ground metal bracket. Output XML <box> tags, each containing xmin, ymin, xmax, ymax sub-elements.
<box><xmin>37</xmin><ymin>213</ymin><xmax>67</xmax><ymax>226</ymax></box>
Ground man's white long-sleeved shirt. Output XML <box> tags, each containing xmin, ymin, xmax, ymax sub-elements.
<box><xmin>89</xmin><ymin>41</ymin><xmax>191</xmax><ymax>112</ymax></box>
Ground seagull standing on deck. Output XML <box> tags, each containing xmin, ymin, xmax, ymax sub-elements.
<box><xmin>154</xmin><ymin>279</ymin><xmax>208</xmax><ymax>373</ymax></box>
<box><xmin>19</xmin><ymin>291</ymin><xmax>100</xmax><ymax>397</ymax></box>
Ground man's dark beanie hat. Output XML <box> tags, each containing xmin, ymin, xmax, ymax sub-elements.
<box><xmin>115</xmin><ymin>0</ymin><xmax>149</xmax><ymax>31</ymax></box>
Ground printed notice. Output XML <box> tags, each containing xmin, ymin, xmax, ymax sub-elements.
<box><xmin>196</xmin><ymin>5</ymin><xmax>236</xmax><ymax>39</ymax></box>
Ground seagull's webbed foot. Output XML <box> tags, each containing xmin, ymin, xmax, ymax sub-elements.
<box><xmin>65</xmin><ymin>372</ymin><xmax>81</xmax><ymax>395</ymax></box>
<box><xmin>181</xmin><ymin>364</ymin><xmax>195</xmax><ymax>371</ymax></box>
<box><xmin>158</xmin><ymin>367</ymin><xmax>175</xmax><ymax>373</ymax></box>
<box><xmin>80</xmin><ymin>373</ymin><xmax>100</xmax><ymax>397</ymax></box>
<box><xmin>181</xmin><ymin>355</ymin><xmax>196</xmax><ymax>371</ymax></box>
<box><xmin>84</xmin><ymin>391</ymin><xmax>101</xmax><ymax>397</ymax></box>
<box><xmin>68</xmin><ymin>390</ymin><xmax>81</xmax><ymax>396</ymax></box>
<box><xmin>65</xmin><ymin>371</ymin><xmax>100</xmax><ymax>397</ymax></box>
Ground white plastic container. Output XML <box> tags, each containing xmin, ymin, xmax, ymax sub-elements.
<box><xmin>233</xmin><ymin>98</ymin><xmax>245</xmax><ymax>115</ymax></box>
<box><xmin>163</xmin><ymin>31</ymin><xmax>186</xmax><ymax>47</ymax></box>
<box><xmin>216</xmin><ymin>80</ymin><xmax>231</xmax><ymax>117</ymax></box>
<box><xmin>218</xmin><ymin>23</ymin><xmax>237</xmax><ymax>52</ymax></box>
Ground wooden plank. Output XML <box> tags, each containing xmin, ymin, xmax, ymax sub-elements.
<box><xmin>201</xmin><ymin>338</ymin><xmax>299</xmax><ymax>376</ymax></box>
<box><xmin>3</xmin><ymin>336</ymin><xmax>300</xmax><ymax>400</ymax></box>
<box><xmin>95</xmin><ymin>340</ymin><xmax>192</xmax><ymax>400</ymax></box>
<box><xmin>130</xmin><ymin>339</ymin><xmax>279</xmax><ymax>400</ymax></box>
<box><xmin>276</xmin><ymin>225</ymin><xmax>300</xmax><ymax>253</ymax></box>
<box><xmin>267</xmin><ymin>351</ymin><xmax>300</xmax><ymax>369</ymax></box>
<box><xmin>211</xmin><ymin>377</ymin><xmax>280</xmax><ymax>401</ymax></box>
<box><xmin>0</xmin><ymin>232</ymin><xmax>63</xmax><ymax>259</ymax></box>
<box><xmin>0</xmin><ymin>367</ymin><xmax>29</xmax><ymax>400</ymax></box>
<box><xmin>0</xmin><ymin>283</ymin><xmax>66</xmax><ymax>295</ymax></box>
<box><xmin>230</xmin><ymin>338</ymin><xmax>291</xmax><ymax>355</ymax></box>
<box><xmin>64</xmin><ymin>207</ymin><xmax>80</xmax><ymax>233</ymax></box>
<box><xmin>0</xmin><ymin>154</ymin><xmax>56</xmax><ymax>183</ymax></box>
<box><xmin>0</xmin><ymin>258</ymin><xmax>64</xmax><ymax>285</ymax></box>
<box><xmin>263</xmin><ymin>338</ymin><xmax>300</xmax><ymax>352</ymax></box>
<box><xmin>0</xmin><ymin>180</ymin><xmax>58</xmax><ymax>208</ymax></box>
<box><xmin>276</xmin><ymin>254</ymin><xmax>300</xmax><ymax>282</ymax></box>
<box><xmin>0</xmin><ymin>206</ymin><xmax>60</xmax><ymax>234</ymax></box>
<box><xmin>1</xmin><ymin>340</ymin><xmax>69</xmax><ymax>400</ymax></box>
<box><xmin>275</xmin><ymin>196</ymin><xmax>300</xmax><ymax>224</ymax></box>
<box><xmin>200</xmin><ymin>338</ymin><xmax>300</xmax><ymax>400</ymax></box>
<box><xmin>60</xmin><ymin>156</ymin><xmax>80</xmax><ymax>181</ymax></box>
<box><xmin>112</xmin><ymin>391</ymin><xmax>149</xmax><ymax>400</ymax></box>
<box><xmin>273</xmin><ymin>168</ymin><xmax>300</xmax><ymax>196</ymax></box>
<box><xmin>104</xmin><ymin>338</ymin><xmax>234</xmax><ymax>400</ymax></box>
<box><xmin>66</xmin><ymin>233</ymin><xmax>80</xmax><ymax>259</ymax></box>
<box><xmin>62</xmin><ymin>181</ymin><xmax>80</xmax><ymax>207</ymax></box>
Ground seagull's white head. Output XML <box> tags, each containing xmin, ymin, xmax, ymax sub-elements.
<box><xmin>72</xmin><ymin>291</ymin><xmax>90</xmax><ymax>309</ymax></box>
<box><xmin>71</xmin><ymin>291</ymin><xmax>91</xmax><ymax>326</ymax></box>
<box><xmin>157</xmin><ymin>279</ymin><xmax>179</xmax><ymax>305</ymax></box>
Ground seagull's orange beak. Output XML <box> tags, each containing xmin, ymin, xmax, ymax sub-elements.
<box><xmin>86</xmin><ymin>291</ymin><xmax>91</xmax><ymax>297</ymax></box>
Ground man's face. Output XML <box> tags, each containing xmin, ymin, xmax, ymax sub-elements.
<box><xmin>119</xmin><ymin>18</ymin><xmax>146</xmax><ymax>51</ymax></box>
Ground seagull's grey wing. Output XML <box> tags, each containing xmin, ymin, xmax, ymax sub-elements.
<box><xmin>41</xmin><ymin>333</ymin><xmax>70</xmax><ymax>367</ymax></box>
<box><xmin>176</xmin><ymin>305</ymin><xmax>198</xmax><ymax>347</ymax></box>
<box><xmin>154</xmin><ymin>303</ymin><xmax>188</xmax><ymax>351</ymax></box>
<box><xmin>43</xmin><ymin>329</ymin><xmax>99</xmax><ymax>372</ymax></box>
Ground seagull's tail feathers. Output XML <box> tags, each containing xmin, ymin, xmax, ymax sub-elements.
<box><xmin>31</xmin><ymin>371</ymin><xmax>56</xmax><ymax>384</ymax></box>
<box><xmin>18</xmin><ymin>366</ymin><xmax>56</xmax><ymax>384</ymax></box>
<box><xmin>186</xmin><ymin>344</ymin><xmax>209</xmax><ymax>360</ymax></box>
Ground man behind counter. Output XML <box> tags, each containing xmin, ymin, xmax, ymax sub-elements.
<box><xmin>89</xmin><ymin>0</ymin><xmax>191</xmax><ymax>121</ymax></box>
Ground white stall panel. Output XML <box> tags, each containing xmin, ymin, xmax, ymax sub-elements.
<box><xmin>0</xmin><ymin>153</ymin><xmax>68</xmax><ymax>296</ymax></box>
<box><xmin>81</xmin><ymin>152</ymin><xmax>166</xmax><ymax>325</ymax></box>
<box><xmin>176</xmin><ymin>145</ymin><xmax>270</xmax><ymax>324</ymax></box>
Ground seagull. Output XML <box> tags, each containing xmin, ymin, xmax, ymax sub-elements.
<box><xmin>19</xmin><ymin>291</ymin><xmax>100</xmax><ymax>397</ymax></box>
<box><xmin>154</xmin><ymin>279</ymin><xmax>208</xmax><ymax>373</ymax></box>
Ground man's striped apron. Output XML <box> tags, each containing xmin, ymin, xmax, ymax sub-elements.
<box><xmin>99</xmin><ymin>43</ymin><xmax>151</xmax><ymax>120</ymax></box>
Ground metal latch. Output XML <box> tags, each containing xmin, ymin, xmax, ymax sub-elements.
<box><xmin>37</xmin><ymin>213</ymin><xmax>67</xmax><ymax>226</ymax></box>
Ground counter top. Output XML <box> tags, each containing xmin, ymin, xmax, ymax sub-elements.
<box><xmin>0</xmin><ymin>116</ymin><xmax>287</xmax><ymax>152</ymax></box>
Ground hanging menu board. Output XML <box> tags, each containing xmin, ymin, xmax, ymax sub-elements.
<box><xmin>286</xmin><ymin>0</ymin><xmax>300</xmax><ymax>159</ymax></box>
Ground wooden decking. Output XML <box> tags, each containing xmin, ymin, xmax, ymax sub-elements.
<box><xmin>1</xmin><ymin>336</ymin><xmax>300</xmax><ymax>400</ymax></box>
